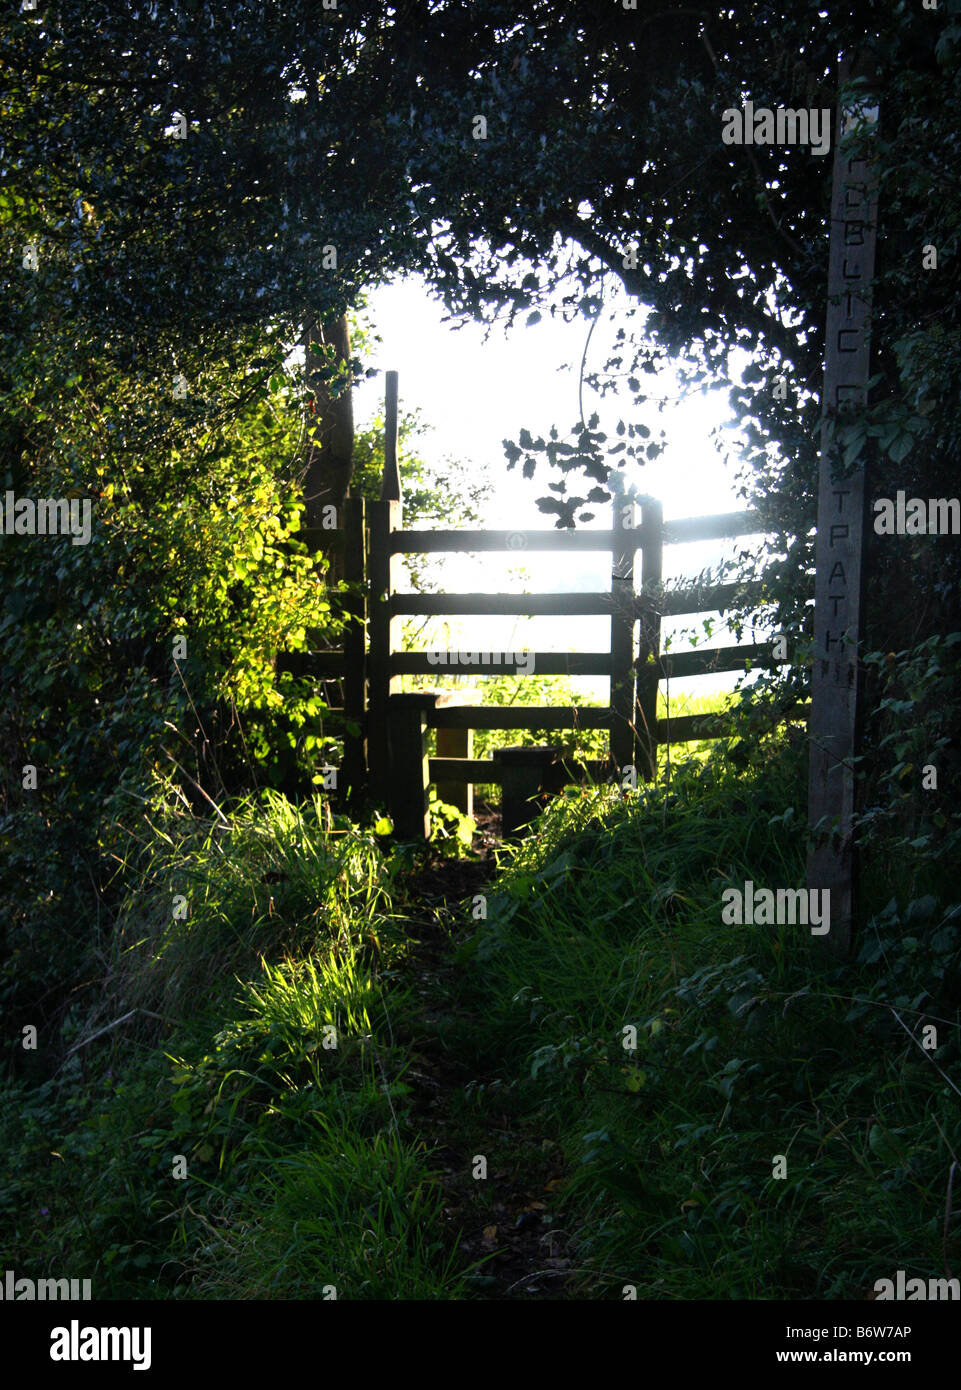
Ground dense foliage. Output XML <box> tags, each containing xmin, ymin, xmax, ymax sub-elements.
<box><xmin>1</xmin><ymin>0</ymin><xmax>960</xmax><ymax>1307</ymax></box>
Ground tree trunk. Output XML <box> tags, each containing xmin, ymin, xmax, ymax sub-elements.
<box><xmin>302</xmin><ymin>311</ymin><xmax>354</xmax><ymax>578</ymax></box>
<box><xmin>301</xmin><ymin>311</ymin><xmax>354</xmax><ymax>720</ymax></box>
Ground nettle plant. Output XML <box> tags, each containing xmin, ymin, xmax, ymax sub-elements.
<box><xmin>426</xmin><ymin>792</ymin><xmax>476</xmax><ymax>860</ymax></box>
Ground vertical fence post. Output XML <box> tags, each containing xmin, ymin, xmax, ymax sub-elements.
<box><xmin>388</xmin><ymin>697</ymin><xmax>431</xmax><ymax>839</ymax></box>
<box><xmin>636</xmin><ymin>497</ymin><xmax>663</xmax><ymax>781</ymax></box>
<box><xmin>341</xmin><ymin>496</ymin><xmax>367</xmax><ymax>805</ymax></box>
<box><xmin>494</xmin><ymin>746</ymin><xmax>558</xmax><ymax>839</ymax></box>
<box><xmin>382</xmin><ymin>370</ymin><xmax>401</xmax><ymax>502</ymax></box>
<box><xmin>807</xmin><ymin>58</ymin><xmax>879</xmax><ymax>958</ymax></box>
<box><xmin>436</xmin><ymin>724</ymin><xmax>473</xmax><ymax>815</ymax></box>
<box><xmin>610</xmin><ymin>489</ymin><xmax>637</xmax><ymax>777</ymax></box>
<box><xmin>367</xmin><ymin>497</ymin><xmax>402</xmax><ymax>811</ymax></box>
<box><xmin>367</xmin><ymin>371</ymin><xmax>404</xmax><ymax>814</ymax></box>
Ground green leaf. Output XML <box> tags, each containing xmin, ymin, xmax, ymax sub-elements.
<box><xmin>887</xmin><ymin>434</ymin><xmax>914</xmax><ymax>463</ymax></box>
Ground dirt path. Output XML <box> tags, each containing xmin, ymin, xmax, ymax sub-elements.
<box><xmin>391</xmin><ymin>807</ymin><xmax>578</xmax><ymax>1299</ymax></box>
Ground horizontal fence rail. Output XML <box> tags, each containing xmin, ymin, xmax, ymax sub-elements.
<box><xmin>391</xmin><ymin>528</ymin><xmax>624</xmax><ymax>553</ymax></box>
<box><xmin>392</xmin><ymin>652</ymin><xmax>615</xmax><ymax>677</ymax></box>
<box><xmin>390</xmin><ymin>577</ymin><xmax>774</xmax><ymax>619</ymax></box>
<box><xmin>428</xmin><ymin>756</ymin><xmax>610</xmax><ymax>785</ymax></box>
<box><xmin>661</xmin><ymin>511</ymin><xmax>766</xmax><ymax>544</ymax></box>
<box><xmin>392</xmin><ymin>643</ymin><xmax>779</xmax><ymax>680</ymax></box>
<box><xmin>656</xmin><ymin>578</ymin><xmax>771</xmax><ymax>617</ymax></box>
<box><xmin>392</xmin><ymin>591</ymin><xmax>615</xmax><ymax>615</ymax></box>
<box><xmin>391</xmin><ymin>511</ymin><xmax>764</xmax><ymax>554</ymax></box>
<box><xmin>658</xmin><ymin>702</ymin><xmax>810</xmax><ymax>745</ymax></box>
<box><xmin>426</xmin><ymin>705</ymin><xmax>613</xmax><ymax>730</ymax></box>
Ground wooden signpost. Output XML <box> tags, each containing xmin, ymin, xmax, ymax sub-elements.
<box><xmin>806</xmin><ymin>58</ymin><xmax>879</xmax><ymax>956</ymax></box>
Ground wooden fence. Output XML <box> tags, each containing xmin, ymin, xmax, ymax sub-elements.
<box><xmin>288</xmin><ymin>483</ymin><xmax>799</xmax><ymax>837</ymax></box>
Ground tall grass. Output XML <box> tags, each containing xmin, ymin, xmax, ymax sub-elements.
<box><xmin>451</xmin><ymin>739</ymin><xmax>961</xmax><ymax>1297</ymax></box>
<box><xmin>0</xmin><ymin>786</ymin><xmax>470</xmax><ymax>1299</ymax></box>
<box><xmin>5</xmin><ymin>727</ymin><xmax>958</xmax><ymax>1300</ymax></box>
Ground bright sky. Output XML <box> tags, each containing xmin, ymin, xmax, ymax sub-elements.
<box><xmin>352</xmin><ymin>273</ymin><xmax>774</xmax><ymax>702</ymax></box>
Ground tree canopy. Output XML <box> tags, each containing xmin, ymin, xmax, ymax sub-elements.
<box><xmin>5</xmin><ymin>2</ymin><xmax>957</xmax><ymax>520</ymax></box>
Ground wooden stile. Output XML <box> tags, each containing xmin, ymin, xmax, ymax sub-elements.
<box><xmin>282</xmin><ymin>373</ymin><xmax>805</xmax><ymax>835</ymax></box>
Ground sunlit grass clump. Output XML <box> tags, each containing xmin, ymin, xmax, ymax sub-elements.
<box><xmin>0</xmin><ymin>787</ymin><xmax>468</xmax><ymax>1300</ymax></box>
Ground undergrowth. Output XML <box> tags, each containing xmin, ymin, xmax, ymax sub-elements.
<box><xmin>2</xmin><ymin>726</ymin><xmax>959</xmax><ymax>1299</ymax></box>
<box><xmin>0</xmin><ymin>788</ymin><xmax>468</xmax><ymax>1299</ymax></box>
<box><xmin>452</xmin><ymin>737</ymin><xmax>961</xmax><ymax>1297</ymax></box>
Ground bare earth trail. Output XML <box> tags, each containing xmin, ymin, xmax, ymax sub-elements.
<box><xmin>390</xmin><ymin>806</ymin><xmax>579</xmax><ymax>1300</ymax></box>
